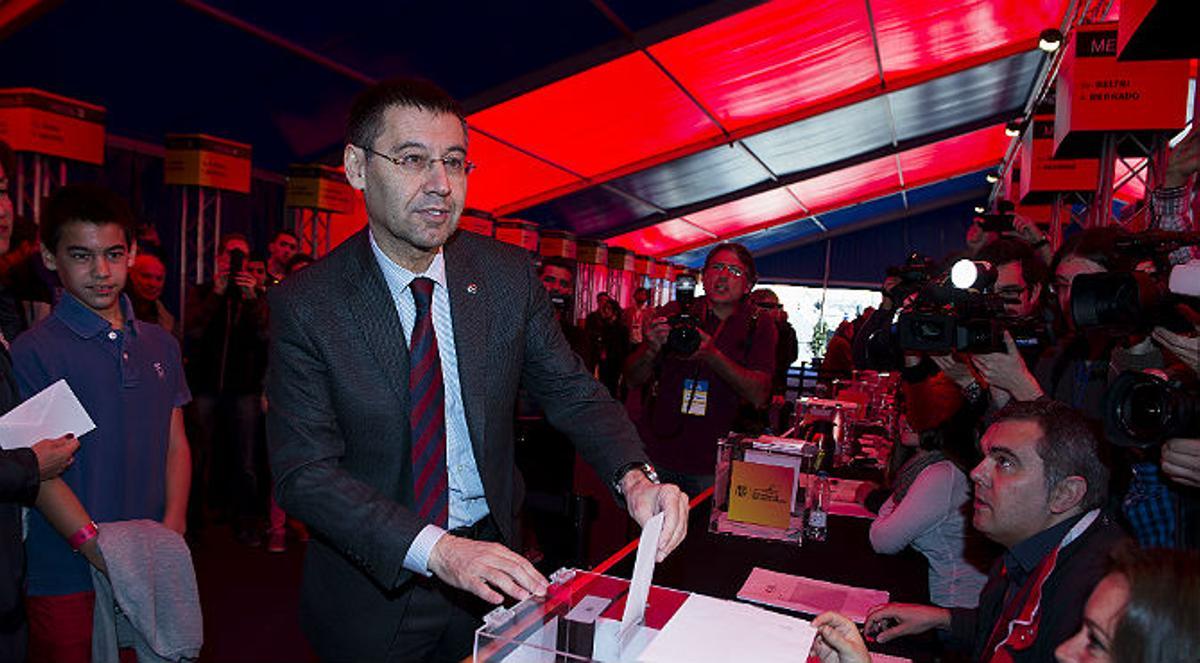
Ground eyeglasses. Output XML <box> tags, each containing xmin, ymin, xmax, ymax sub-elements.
<box><xmin>706</xmin><ymin>262</ymin><xmax>746</xmax><ymax>278</ymax></box>
<box><xmin>755</xmin><ymin>302</ymin><xmax>783</xmax><ymax>310</ymax></box>
<box><xmin>356</xmin><ymin>145</ymin><xmax>476</xmax><ymax>176</ymax></box>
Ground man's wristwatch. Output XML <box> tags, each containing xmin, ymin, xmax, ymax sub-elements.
<box><xmin>613</xmin><ymin>462</ymin><xmax>660</xmax><ymax>496</ymax></box>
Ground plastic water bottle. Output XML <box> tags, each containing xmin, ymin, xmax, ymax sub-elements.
<box><xmin>805</xmin><ymin>471</ymin><xmax>831</xmax><ymax>543</ymax></box>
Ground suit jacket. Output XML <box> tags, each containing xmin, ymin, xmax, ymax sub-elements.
<box><xmin>266</xmin><ymin>228</ymin><xmax>648</xmax><ymax>659</ymax></box>
<box><xmin>947</xmin><ymin>512</ymin><xmax>1127</xmax><ymax>662</ymax></box>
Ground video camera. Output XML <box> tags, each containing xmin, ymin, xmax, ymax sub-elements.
<box><xmin>864</xmin><ymin>256</ymin><xmax>1046</xmax><ymax>368</ymax></box>
<box><xmin>883</xmin><ymin>252</ymin><xmax>937</xmax><ymax>302</ymax></box>
<box><xmin>1070</xmin><ymin>231</ymin><xmax>1200</xmax><ymax>334</ymax></box>
<box><xmin>667</xmin><ymin>273</ymin><xmax>702</xmax><ymax>355</ymax></box>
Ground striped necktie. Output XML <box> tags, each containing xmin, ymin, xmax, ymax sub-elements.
<box><xmin>409</xmin><ymin>277</ymin><xmax>448</xmax><ymax>527</ymax></box>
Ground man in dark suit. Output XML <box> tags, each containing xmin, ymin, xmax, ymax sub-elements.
<box><xmin>266</xmin><ymin>78</ymin><xmax>688</xmax><ymax>661</ymax></box>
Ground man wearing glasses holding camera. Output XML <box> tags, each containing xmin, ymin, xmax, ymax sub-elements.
<box><xmin>265</xmin><ymin>78</ymin><xmax>687</xmax><ymax>661</ymax></box>
<box><xmin>185</xmin><ymin>234</ymin><xmax>270</xmax><ymax>546</ymax></box>
<box><xmin>624</xmin><ymin>243</ymin><xmax>777</xmax><ymax>496</ymax></box>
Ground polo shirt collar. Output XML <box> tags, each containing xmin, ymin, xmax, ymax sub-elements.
<box><xmin>54</xmin><ymin>292</ymin><xmax>138</xmax><ymax>339</ymax></box>
<box><xmin>368</xmin><ymin>228</ymin><xmax>447</xmax><ymax>292</ymax></box>
<box><xmin>1006</xmin><ymin>511</ymin><xmax>1086</xmax><ymax>574</ymax></box>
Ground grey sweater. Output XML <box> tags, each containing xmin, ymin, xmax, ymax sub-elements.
<box><xmin>90</xmin><ymin>520</ymin><xmax>203</xmax><ymax>662</ymax></box>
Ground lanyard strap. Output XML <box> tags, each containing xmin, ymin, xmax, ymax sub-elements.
<box><xmin>983</xmin><ymin>510</ymin><xmax>1100</xmax><ymax>663</ymax></box>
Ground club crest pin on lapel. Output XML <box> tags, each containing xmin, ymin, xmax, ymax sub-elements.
<box><xmin>467</xmin><ymin>283</ymin><xmax>478</xmax><ymax>294</ymax></box>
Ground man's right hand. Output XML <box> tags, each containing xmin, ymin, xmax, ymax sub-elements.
<box><xmin>427</xmin><ymin>534</ymin><xmax>549</xmax><ymax>605</ymax></box>
<box><xmin>31</xmin><ymin>435</ymin><xmax>79</xmax><ymax>480</ymax></box>
<box><xmin>643</xmin><ymin>316</ymin><xmax>670</xmax><ymax>352</ymax></box>
<box><xmin>863</xmin><ymin>603</ymin><xmax>950</xmax><ymax>643</ymax></box>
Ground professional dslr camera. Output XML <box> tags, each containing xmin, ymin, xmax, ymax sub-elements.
<box><xmin>1104</xmin><ymin>370</ymin><xmax>1199</xmax><ymax>448</ymax></box>
<box><xmin>1070</xmin><ymin>231</ymin><xmax>1200</xmax><ymax>334</ymax></box>
<box><xmin>666</xmin><ymin>273</ymin><xmax>702</xmax><ymax>356</ymax></box>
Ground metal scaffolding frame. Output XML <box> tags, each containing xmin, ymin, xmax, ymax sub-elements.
<box><xmin>176</xmin><ymin>185</ymin><xmax>223</xmax><ymax>330</ymax></box>
<box><xmin>12</xmin><ymin>152</ymin><xmax>68</xmax><ymax>222</ymax></box>
<box><xmin>290</xmin><ymin>207</ymin><xmax>332</xmax><ymax>258</ymax></box>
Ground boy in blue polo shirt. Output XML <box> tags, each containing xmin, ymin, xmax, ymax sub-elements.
<box><xmin>11</xmin><ymin>184</ymin><xmax>192</xmax><ymax>662</ymax></box>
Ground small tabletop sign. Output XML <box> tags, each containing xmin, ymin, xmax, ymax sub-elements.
<box><xmin>727</xmin><ymin>460</ymin><xmax>794</xmax><ymax>529</ymax></box>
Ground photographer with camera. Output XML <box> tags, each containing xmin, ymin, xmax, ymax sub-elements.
<box><xmin>185</xmin><ymin>233</ymin><xmax>271</xmax><ymax>545</ymax></box>
<box><xmin>944</xmin><ymin>238</ymin><xmax>1054</xmax><ymax>410</ymax></box>
<box><xmin>623</xmin><ymin>243</ymin><xmax>776</xmax><ymax>496</ymax></box>
<box><xmin>851</xmin><ymin>253</ymin><xmax>937</xmax><ymax>370</ymax></box>
<box><xmin>973</xmin><ymin>227</ymin><xmax>1200</xmax><ymax>549</ymax></box>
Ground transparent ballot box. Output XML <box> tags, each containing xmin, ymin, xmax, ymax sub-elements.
<box><xmin>473</xmin><ymin>568</ymin><xmax>690</xmax><ymax>662</ymax></box>
<box><xmin>710</xmin><ymin>434</ymin><xmax>818</xmax><ymax>546</ymax></box>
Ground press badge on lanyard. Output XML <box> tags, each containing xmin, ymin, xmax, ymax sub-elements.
<box><xmin>681</xmin><ymin>379</ymin><xmax>709</xmax><ymax>416</ymax></box>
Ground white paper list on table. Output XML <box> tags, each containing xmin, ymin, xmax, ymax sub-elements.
<box><xmin>737</xmin><ymin>567</ymin><xmax>889</xmax><ymax>624</ymax></box>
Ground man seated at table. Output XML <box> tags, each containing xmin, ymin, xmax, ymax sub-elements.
<box><xmin>864</xmin><ymin>400</ymin><xmax>1125</xmax><ymax>662</ymax></box>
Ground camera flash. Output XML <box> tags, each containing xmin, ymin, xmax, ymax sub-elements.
<box><xmin>951</xmin><ymin>259</ymin><xmax>979</xmax><ymax>289</ymax></box>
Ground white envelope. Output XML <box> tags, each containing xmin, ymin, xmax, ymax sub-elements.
<box><xmin>0</xmin><ymin>379</ymin><xmax>96</xmax><ymax>449</ymax></box>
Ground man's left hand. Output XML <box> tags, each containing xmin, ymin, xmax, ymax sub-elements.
<box><xmin>970</xmin><ymin>332</ymin><xmax>1044</xmax><ymax>401</ymax></box>
<box><xmin>622</xmin><ymin>472</ymin><xmax>688</xmax><ymax>562</ymax></box>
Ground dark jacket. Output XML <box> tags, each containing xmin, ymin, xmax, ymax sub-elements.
<box><xmin>947</xmin><ymin>512</ymin><xmax>1126</xmax><ymax>662</ymax></box>
<box><xmin>0</xmin><ymin>345</ymin><xmax>40</xmax><ymax>661</ymax></box>
<box><xmin>184</xmin><ymin>283</ymin><xmax>268</xmax><ymax>395</ymax></box>
<box><xmin>265</xmin><ymin>229</ymin><xmax>648</xmax><ymax>660</ymax></box>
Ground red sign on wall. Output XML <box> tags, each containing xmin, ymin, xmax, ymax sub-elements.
<box><xmin>1054</xmin><ymin>22</ymin><xmax>1190</xmax><ymax>158</ymax></box>
<box><xmin>285</xmin><ymin>164</ymin><xmax>353</xmax><ymax>213</ymax></box>
<box><xmin>164</xmin><ymin>134</ymin><xmax>252</xmax><ymax>193</ymax></box>
<box><xmin>1020</xmin><ymin>116</ymin><xmax>1099</xmax><ymax>205</ymax></box>
<box><xmin>0</xmin><ymin>88</ymin><xmax>105</xmax><ymax>164</ymax></box>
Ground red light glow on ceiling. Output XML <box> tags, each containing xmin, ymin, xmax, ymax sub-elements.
<box><xmin>461</xmin><ymin>0</ymin><xmax>1069</xmax><ymax>217</ymax></box>
<box><xmin>897</xmin><ymin>125</ymin><xmax>1011</xmax><ymax>188</ymax></box>
<box><xmin>607</xmin><ymin>219</ymin><xmax>713</xmax><ymax>255</ymax></box>
<box><xmin>873</xmin><ymin>0</ymin><xmax>1069</xmax><ymax>84</ymax></box>
<box><xmin>467</xmin><ymin>52</ymin><xmax>722</xmax><ymax>181</ymax></box>
<box><xmin>788</xmin><ymin>155</ymin><xmax>902</xmax><ymax>214</ymax></box>
<box><xmin>647</xmin><ymin>0</ymin><xmax>878</xmax><ymax>133</ymax></box>
<box><xmin>464</xmin><ymin>129</ymin><xmax>582</xmax><ymax>213</ymax></box>
<box><xmin>612</xmin><ymin>124</ymin><xmax>1010</xmax><ymax>258</ymax></box>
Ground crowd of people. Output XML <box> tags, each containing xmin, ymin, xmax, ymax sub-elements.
<box><xmin>809</xmin><ymin>129</ymin><xmax>1200</xmax><ymax>661</ymax></box>
<box><xmin>0</xmin><ymin>73</ymin><xmax>1197</xmax><ymax>663</ymax></box>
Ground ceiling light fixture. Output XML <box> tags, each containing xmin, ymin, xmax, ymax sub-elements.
<box><xmin>1005</xmin><ymin>120</ymin><xmax>1023</xmax><ymax>137</ymax></box>
<box><xmin>1039</xmin><ymin>28</ymin><xmax>1064</xmax><ymax>53</ymax></box>
<box><xmin>985</xmin><ymin>172</ymin><xmax>1000</xmax><ymax>184</ymax></box>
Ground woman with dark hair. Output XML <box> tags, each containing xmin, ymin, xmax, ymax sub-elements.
<box><xmin>1055</xmin><ymin>546</ymin><xmax>1200</xmax><ymax>663</ymax></box>
<box><xmin>868</xmin><ymin>394</ymin><xmax>991</xmax><ymax>608</ymax></box>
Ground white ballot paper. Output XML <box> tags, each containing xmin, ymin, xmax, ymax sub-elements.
<box><xmin>0</xmin><ymin>379</ymin><xmax>95</xmax><ymax>450</ymax></box>
<box><xmin>737</xmin><ymin>567</ymin><xmax>889</xmax><ymax>623</ymax></box>
<box><xmin>636</xmin><ymin>593</ymin><xmax>817</xmax><ymax>662</ymax></box>
<box><xmin>620</xmin><ymin>511</ymin><xmax>664</xmax><ymax>634</ymax></box>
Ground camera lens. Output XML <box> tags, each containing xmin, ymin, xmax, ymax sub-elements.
<box><xmin>1104</xmin><ymin>371</ymin><xmax>1200</xmax><ymax>448</ymax></box>
<box><xmin>1071</xmin><ymin>272</ymin><xmax>1161</xmax><ymax>330</ymax></box>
